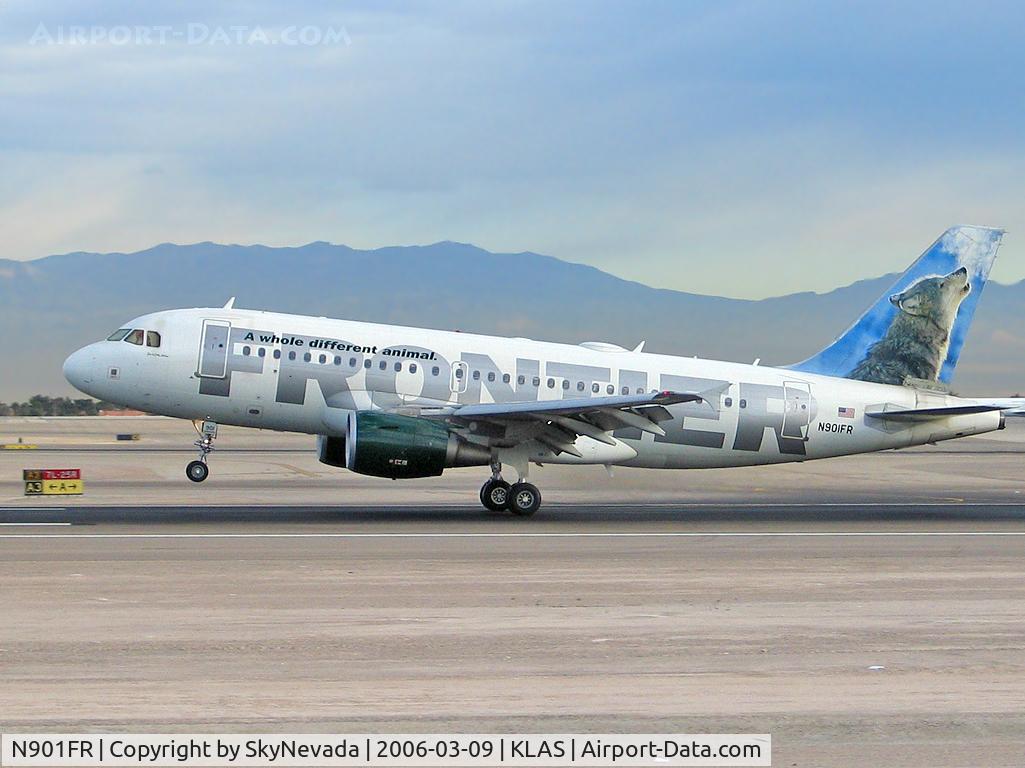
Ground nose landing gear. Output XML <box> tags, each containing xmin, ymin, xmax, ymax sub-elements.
<box><xmin>186</xmin><ymin>420</ymin><xmax>218</xmax><ymax>483</ymax></box>
<box><xmin>186</xmin><ymin>460</ymin><xmax>209</xmax><ymax>483</ymax></box>
<box><xmin>479</xmin><ymin>461</ymin><xmax>542</xmax><ymax>516</ymax></box>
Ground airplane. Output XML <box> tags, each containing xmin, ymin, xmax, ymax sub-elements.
<box><xmin>63</xmin><ymin>224</ymin><xmax>1017</xmax><ymax>516</ymax></box>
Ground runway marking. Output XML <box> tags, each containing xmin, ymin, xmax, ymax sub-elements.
<box><xmin>0</xmin><ymin>507</ymin><xmax>66</xmax><ymax>512</ymax></box>
<box><xmin>1</xmin><ymin>531</ymin><xmax>1024</xmax><ymax>539</ymax></box>
<box><xmin>3</xmin><ymin>502</ymin><xmax>1023</xmax><ymax>511</ymax></box>
<box><xmin>271</xmin><ymin>462</ymin><xmax>319</xmax><ymax>477</ymax></box>
<box><xmin>578</xmin><ymin>501</ymin><xmax>1025</xmax><ymax>508</ymax></box>
<box><xmin>0</xmin><ymin>522</ymin><xmax>71</xmax><ymax>527</ymax></box>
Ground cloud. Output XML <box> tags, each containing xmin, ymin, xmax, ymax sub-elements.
<box><xmin>941</xmin><ymin>226</ymin><xmax>1005</xmax><ymax>279</ymax></box>
<box><xmin>1</xmin><ymin>1</ymin><xmax>1024</xmax><ymax>298</ymax></box>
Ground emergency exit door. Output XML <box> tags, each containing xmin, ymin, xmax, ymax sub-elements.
<box><xmin>782</xmin><ymin>380</ymin><xmax>812</xmax><ymax>440</ymax></box>
<box><xmin>450</xmin><ymin>361</ymin><xmax>468</xmax><ymax>394</ymax></box>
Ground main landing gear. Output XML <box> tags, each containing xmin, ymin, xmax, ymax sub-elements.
<box><xmin>186</xmin><ymin>420</ymin><xmax>218</xmax><ymax>483</ymax></box>
<box><xmin>480</xmin><ymin>462</ymin><xmax>542</xmax><ymax>516</ymax></box>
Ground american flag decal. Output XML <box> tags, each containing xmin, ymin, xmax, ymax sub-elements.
<box><xmin>838</xmin><ymin>406</ymin><xmax>855</xmax><ymax>418</ymax></box>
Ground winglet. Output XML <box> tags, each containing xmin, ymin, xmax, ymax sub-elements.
<box><xmin>633</xmin><ymin>341</ymin><xmax>646</xmax><ymax>353</ymax></box>
<box><xmin>223</xmin><ymin>297</ymin><xmax>236</xmax><ymax>309</ymax></box>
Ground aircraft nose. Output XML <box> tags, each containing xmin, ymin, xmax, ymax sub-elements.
<box><xmin>63</xmin><ymin>346</ymin><xmax>96</xmax><ymax>392</ymax></box>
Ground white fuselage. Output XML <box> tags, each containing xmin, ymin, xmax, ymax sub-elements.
<box><xmin>63</xmin><ymin>307</ymin><xmax>1003</xmax><ymax>470</ymax></box>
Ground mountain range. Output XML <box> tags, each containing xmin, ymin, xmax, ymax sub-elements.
<box><xmin>2</xmin><ymin>241</ymin><xmax>1023</xmax><ymax>400</ymax></box>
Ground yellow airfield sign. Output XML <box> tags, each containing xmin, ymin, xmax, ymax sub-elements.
<box><xmin>23</xmin><ymin>468</ymin><xmax>84</xmax><ymax>495</ymax></box>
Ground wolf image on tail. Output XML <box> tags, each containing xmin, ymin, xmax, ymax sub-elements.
<box><xmin>789</xmin><ymin>225</ymin><xmax>1004</xmax><ymax>387</ymax></box>
<box><xmin>849</xmin><ymin>267</ymin><xmax>970</xmax><ymax>385</ymax></box>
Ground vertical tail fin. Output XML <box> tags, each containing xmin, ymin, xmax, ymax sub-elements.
<box><xmin>790</xmin><ymin>225</ymin><xmax>1004</xmax><ymax>386</ymax></box>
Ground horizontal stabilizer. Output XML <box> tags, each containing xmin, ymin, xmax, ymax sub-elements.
<box><xmin>966</xmin><ymin>397</ymin><xmax>1025</xmax><ymax>416</ymax></box>
<box><xmin>865</xmin><ymin>404</ymin><xmax>1004</xmax><ymax>422</ymax></box>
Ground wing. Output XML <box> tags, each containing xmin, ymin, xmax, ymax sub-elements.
<box><xmin>417</xmin><ymin>390</ymin><xmax>701</xmax><ymax>458</ymax></box>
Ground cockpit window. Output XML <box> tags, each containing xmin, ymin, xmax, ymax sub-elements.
<box><xmin>146</xmin><ymin>331</ymin><xmax>161</xmax><ymax>348</ymax></box>
<box><xmin>124</xmin><ymin>329</ymin><xmax>145</xmax><ymax>345</ymax></box>
<box><xmin>107</xmin><ymin>329</ymin><xmax>131</xmax><ymax>341</ymax></box>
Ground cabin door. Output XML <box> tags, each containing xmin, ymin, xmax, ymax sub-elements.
<box><xmin>198</xmin><ymin>320</ymin><xmax>231</xmax><ymax>378</ymax></box>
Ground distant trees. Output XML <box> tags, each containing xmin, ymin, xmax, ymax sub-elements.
<box><xmin>0</xmin><ymin>396</ymin><xmax>118</xmax><ymax>416</ymax></box>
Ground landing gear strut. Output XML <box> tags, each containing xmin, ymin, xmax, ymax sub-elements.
<box><xmin>478</xmin><ymin>461</ymin><xmax>542</xmax><ymax>516</ymax></box>
<box><xmin>186</xmin><ymin>420</ymin><xmax>218</xmax><ymax>483</ymax></box>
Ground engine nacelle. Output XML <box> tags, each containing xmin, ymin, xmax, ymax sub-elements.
<box><xmin>319</xmin><ymin>412</ymin><xmax>490</xmax><ymax>479</ymax></box>
<box><xmin>317</xmin><ymin>434</ymin><xmax>347</xmax><ymax>468</ymax></box>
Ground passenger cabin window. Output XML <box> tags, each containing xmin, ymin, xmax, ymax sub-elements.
<box><xmin>577</xmin><ymin>381</ymin><xmax>585</xmax><ymax>391</ymax></box>
<box><xmin>592</xmin><ymin>383</ymin><xmax>600</xmax><ymax>393</ymax></box>
<box><xmin>487</xmin><ymin>372</ymin><xmax>495</xmax><ymax>382</ymax></box>
<box><xmin>146</xmin><ymin>331</ymin><xmax>161</xmax><ymax>348</ymax></box>
<box><xmin>273</xmin><ymin>349</ymin><xmax>281</xmax><ymax>359</ymax></box>
<box><xmin>502</xmin><ymin>373</ymin><xmax>511</xmax><ymax>384</ymax></box>
<box><xmin>242</xmin><ymin>346</ymin><xmax>251</xmax><ymax>356</ymax></box>
<box><xmin>606</xmin><ymin>384</ymin><xmax>614</xmax><ymax>394</ymax></box>
<box><xmin>518</xmin><ymin>375</ymin><xmax>525</xmax><ymax>385</ymax></box>
<box><xmin>409</xmin><ymin>363</ymin><xmax>417</xmax><ymax>374</ymax></box>
<box><xmin>107</xmin><ymin>329</ymin><xmax>131</xmax><ymax>341</ymax></box>
<box><xmin>431</xmin><ymin>366</ymin><xmax>440</xmax><ymax>376</ymax></box>
<box><xmin>124</xmin><ymin>329</ymin><xmax>144</xmax><ymax>345</ymax></box>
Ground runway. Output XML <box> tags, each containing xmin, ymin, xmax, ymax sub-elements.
<box><xmin>5</xmin><ymin>500</ymin><xmax>1025</xmax><ymax>527</ymax></box>
<box><xmin>2</xmin><ymin>419</ymin><xmax>1025</xmax><ymax>766</ymax></box>
<box><xmin>3</xmin><ymin>505</ymin><xmax>1025</xmax><ymax>767</ymax></box>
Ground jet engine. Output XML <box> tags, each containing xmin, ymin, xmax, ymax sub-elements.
<box><xmin>318</xmin><ymin>411</ymin><xmax>490</xmax><ymax>479</ymax></box>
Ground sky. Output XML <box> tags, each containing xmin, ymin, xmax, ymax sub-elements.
<box><xmin>1</xmin><ymin>0</ymin><xmax>1023</xmax><ymax>299</ymax></box>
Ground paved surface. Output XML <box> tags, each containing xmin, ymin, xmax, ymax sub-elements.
<box><xmin>2</xmin><ymin>418</ymin><xmax>1025</xmax><ymax>767</ymax></box>
<box><xmin>4</xmin><ymin>415</ymin><xmax>1025</xmax><ymax>509</ymax></box>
